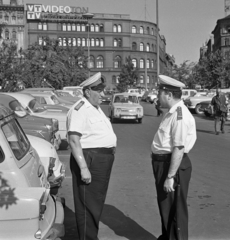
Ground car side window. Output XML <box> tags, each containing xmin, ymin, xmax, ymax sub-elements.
<box><xmin>2</xmin><ymin>119</ymin><xmax>30</xmax><ymax>160</ymax></box>
<box><xmin>40</xmin><ymin>97</ymin><xmax>46</xmax><ymax>104</ymax></box>
<box><xmin>0</xmin><ymin>146</ymin><xmax>4</xmax><ymax>163</ymax></box>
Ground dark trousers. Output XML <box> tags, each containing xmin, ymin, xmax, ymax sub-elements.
<box><xmin>214</xmin><ymin>114</ymin><xmax>226</xmax><ymax>133</ymax></box>
<box><xmin>152</xmin><ymin>154</ymin><xmax>192</xmax><ymax>240</ymax></box>
<box><xmin>70</xmin><ymin>148</ymin><xmax>115</xmax><ymax>240</ymax></box>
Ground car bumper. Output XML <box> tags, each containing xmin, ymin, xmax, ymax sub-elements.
<box><xmin>187</xmin><ymin>105</ymin><xmax>195</xmax><ymax>109</ymax></box>
<box><xmin>49</xmin><ymin>164</ymin><xmax>66</xmax><ymax>188</ymax></box>
<box><xmin>114</xmin><ymin>114</ymin><xmax>143</xmax><ymax>120</ymax></box>
<box><xmin>52</xmin><ymin>133</ymin><xmax>62</xmax><ymax>150</ymax></box>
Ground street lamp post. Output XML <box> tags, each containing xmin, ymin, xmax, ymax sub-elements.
<box><xmin>156</xmin><ymin>0</ymin><xmax>160</xmax><ymax>84</ymax></box>
<box><xmin>82</xmin><ymin>13</ymin><xmax>94</xmax><ymax>78</ymax></box>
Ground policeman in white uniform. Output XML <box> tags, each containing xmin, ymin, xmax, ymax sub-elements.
<box><xmin>66</xmin><ymin>72</ymin><xmax>117</xmax><ymax>240</ymax></box>
<box><xmin>151</xmin><ymin>75</ymin><xmax>196</xmax><ymax>240</ymax></box>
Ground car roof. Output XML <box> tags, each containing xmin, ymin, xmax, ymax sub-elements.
<box><xmin>22</xmin><ymin>91</ymin><xmax>53</xmax><ymax>97</ymax></box>
<box><xmin>113</xmin><ymin>93</ymin><xmax>139</xmax><ymax>97</ymax></box>
<box><xmin>3</xmin><ymin>92</ymin><xmax>35</xmax><ymax>104</ymax></box>
<box><xmin>25</xmin><ymin>87</ymin><xmax>55</xmax><ymax>91</ymax></box>
<box><xmin>0</xmin><ymin>104</ymin><xmax>14</xmax><ymax>120</ymax></box>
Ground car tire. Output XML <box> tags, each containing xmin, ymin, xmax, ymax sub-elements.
<box><xmin>137</xmin><ymin>118</ymin><xmax>142</xmax><ymax>123</ymax></box>
<box><xmin>204</xmin><ymin>111</ymin><xmax>211</xmax><ymax>117</ymax></box>
<box><xmin>195</xmin><ymin>104</ymin><xmax>203</xmax><ymax>114</ymax></box>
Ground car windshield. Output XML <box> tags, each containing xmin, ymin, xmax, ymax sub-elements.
<box><xmin>2</xmin><ymin>118</ymin><xmax>30</xmax><ymax>160</ymax></box>
<box><xmin>51</xmin><ymin>95</ymin><xmax>60</xmax><ymax>104</ymax></box>
<box><xmin>28</xmin><ymin>99</ymin><xmax>46</xmax><ymax>113</ymax></box>
<box><xmin>114</xmin><ymin>95</ymin><xmax>138</xmax><ymax>103</ymax></box>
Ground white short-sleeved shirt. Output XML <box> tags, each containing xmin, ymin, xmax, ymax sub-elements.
<box><xmin>151</xmin><ymin>100</ymin><xmax>196</xmax><ymax>154</ymax></box>
<box><xmin>67</xmin><ymin>98</ymin><xmax>117</xmax><ymax>149</ymax></box>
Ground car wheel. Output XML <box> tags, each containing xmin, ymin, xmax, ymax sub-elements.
<box><xmin>137</xmin><ymin>118</ymin><xmax>142</xmax><ymax>123</ymax></box>
<box><xmin>195</xmin><ymin>104</ymin><xmax>203</xmax><ymax>114</ymax></box>
<box><xmin>204</xmin><ymin>111</ymin><xmax>211</xmax><ymax>117</ymax></box>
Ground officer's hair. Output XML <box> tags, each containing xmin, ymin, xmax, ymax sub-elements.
<box><xmin>164</xmin><ymin>90</ymin><xmax>182</xmax><ymax>99</ymax></box>
<box><xmin>82</xmin><ymin>88</ymin><xmax>89</xmax><ymax>98</ymax></box>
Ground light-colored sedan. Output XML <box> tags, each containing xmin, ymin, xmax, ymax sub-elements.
<box><xmin>108</xmin><ymin>93</ymin><xmax>144</xmax><ymax>123</ymax></box>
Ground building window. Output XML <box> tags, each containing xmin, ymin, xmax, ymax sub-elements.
<box><xmin>68</xmin><ymin>38</ymin><xmax>72</xmax><ymax>46</ymax></box>
<box><xmin>10</xmin><ymin>0</ymin><xmax>17</xmax><ymax>5</ymax></box>
<box><xmin>77</xmin><ymin>38</ymin><xmax>81</xmax><ymax>46</ymax></box>
<box><xmin>118</xmin><ymin>24</ymin><xmax>122</xmax><ymax>32</ymax></box>
<box><xmin>140</xmin><ymin>43</ymin><xmax>144</xmax><ymax>51</ymax></box>
<box><xmin>114</xmin><ymin>55</ymin><xmax>122</xmax><ymax>68</ymax></box>
<box><xmin>132</xmin><ymin>42</ymin><xmax>137</xmax><ymax>51</ymax></box>
<box><xmin>82</xmin><ymin>24</ymin><xmax>86</xmax><ymax>32</ymax></box>
<box><xmin>63</xmin><ymin>38</ymin><xmax>66</xmax><ymax>46</ymax></box>
<box><xmin>146</xmin><ymin>43</ymin><xmax>150</xmax><ymax>52</ymax></box>
<box><xmin>147</xmin><ymin>75</ymin><xmax>150</xmax><ymax>83</ymax></box>
<box><xmin>12</xmin><ymin>15</ymin><xmax>16</xmax><ymax>23</ymax></box>
<box><xmin>4</xmin><ymin>15</ymin><xmax>9</xmax><ymax>22</ymax></box>
<box><xmin>58</xmin><ymin>38</ymin><xmax>62</xmax><ymax>46</ymax></box>
<box><xmin>95</xmin><ymin>24</ymin><xmax>99</xmax><ymax>32</ymax></box>
<box><xmin>151</xmin><ymin>28</ymin><xmax>154</xmax><ymax>35</ymax></box>
<box><xmin>43</xmin><ymin>22</ymin><xmax>47</xmax><ymax>31</ymax></box>
<box><xmin>100</xmin><ymin>38</ymin><xmax>104</xmax><ymax>47</ymax></box>
<box><xmin>5</xmin><ymin>29</ymin><xmax>9</xmax><ymax>39</ymax></box>
<box><xmin>77</xmin><ymin>24</ymin><xmax>81</xmax><ymax>31</ymax></box>
<box><xmin>96</xmin><ymin>38</ymin><xmax>100</xmax><ymax>46</ymax></box>
<box><xmin>72</xmin><ymin>38</ymin><xmax>76</xmax><ymax>46</ymax></box>
<box><xmin>140</xmin><ymin>26</ymin><xmax>144</xmax><ymax>34</ymax></box>
<box><xmin>113</xmin><ymin>24</ymin><xmax>117</xmax><ymax>32</ymax></box>
<box><xmin>91</xmin><ymin>38</ymin><xmax>95</xmax><ymax>47</ymax></box>
<box><xmin>82</xmin><ymin>38</ymin><xmax>86</xmax><ymax>47</ymax></box>
<box><xmin>147</xmin><ymin>27</ymin><xmax>150</xmax><ymax>35</ymax></box>
<box><xmin>146</xmin><ymin>59</ymin><xmax>150</xmax><ymax>69</ymax></box>
<box><xmin>132</xmin><ymin>59</ymin><xmax>137</xmax><ymax>68</ymax></box>
<box><xmin>72</xmin><ymin>24</ymin><xmax>76</xmax><ymax>31</ymax></box>
<box><xmin>96</xmin><ymin>56</ymin><xmax>104</xmax><ymax>68</ymax></box>
<box><xmin>118</xmin><ymin>39</ymin><xmax>122</xmax><ymax>47</ymax></box>
<box><xmin>116</xmin><ymin>76</ymin><xmax>120</xmax><ymax>83</ymax></box>
<box><xmin>114</xmin><ymin>39</ymin><xmax>118</xmax><ymax>47</ymax></box>
<box><xmin>140</xmin><ymin>75</ymin><xmax>144</xmax><ymax>84</ymax></box>
<box><xmin>89</xmin><ymin>56</ymin><xmax>95</xmax><ymax>68</ymax></box>
<box><xmin>225</xmin><ymin>38</ymin><xmax>230</xmax><ymax>46</ymax></box>
<box><xmin>12</xmin><ymin>29</ymin><xmax>16</xmax><ymax>39</ymax></box>
<box><xmin>38</xmin><ymin>23</ymin><xmax>42</xmax><ymax>30</ymax></box>
<box><xmin>62</xmin><ymin>23</ymin><xmax>67</xmax><ymax>31</ymax></box>
<box><xmin>151</xmin><ymin>60</ymin><xmax>154</xmax><ymax>68</ymax></box>
<box><xmin>132</xmin><ymin>26</ymin><xmax>137</xmax><ymax>33</ymax></box>
<box><xmin>90</xmin><ymin>24</ymin><xmax>95</xmax><ymax>32</ymax></box>
<box><xmin>100</xmin><ymin>24</ymin><xmax>104</xmax><ymax>32</ymax></box>
<box><xmin>38</xmin><ymin>37</ymin><xmax>43</xmax><ymax>45</ymax></box>
<box><xmin>140</xmin><ymin>59</ymin><xmax>144</xmax><ymax>68</ymax></box>
<box><xmin>67</xmin><ymin>23</ymin><xmax>71</xmax><ymax>31</ymax></box>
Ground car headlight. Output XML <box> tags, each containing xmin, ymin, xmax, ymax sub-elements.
<box><xmin>45</xmin><ymin>124</ymin><xmax>52</xmax><ymax>131</ymax></box>
<box><xmin>52</xmin><ymin>118</ymin><xmax>59</xmax><ymax>132</ymax></box>
<box><xmin>137</xmin><ymin>108</ymin><xmax>142</xmax><ymax>113</ymax></box>
<box><xmin>116</xmin><ymin>108</ymin><xmax>121</xmax><ymax>112</ymax></box>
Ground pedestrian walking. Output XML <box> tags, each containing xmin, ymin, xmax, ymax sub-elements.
<box><xmin>211</xmin><ymin>89</ymin><xmax>228</xmax><ymax>135</ymax></box>
<box><xmin>151</xmin><ymin>75</ymin><xmax>197</xmax><ymax>240</ymax></box>
<box><xmin>66</xmin><ymin>72</ymin><xmax>117</xmax><ymax>240</ymax></box>
<box><xmin>155</xmin><ymin>98</ymin><xmax>163</xmax><ymax>116</ymax></box>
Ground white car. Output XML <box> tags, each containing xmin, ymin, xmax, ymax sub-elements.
<box><xmin>27</xmin><ymin>135</ymin><xmax>65</xmax><ymax>189</ymax></box>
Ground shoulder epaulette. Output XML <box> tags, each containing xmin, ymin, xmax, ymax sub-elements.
<box><xmin>74</xmin><ymin>101</ymin><xmax>85</xmax><ymax>111</ymax></box>
<box><xmin>177</xmin><ymin>106</ymin><xmax>183</xmax><ymax>120</ymax></box>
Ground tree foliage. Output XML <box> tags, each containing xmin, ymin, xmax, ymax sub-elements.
<box><xmin>116</xmin><ymin>56</ymin><xmax>139</xmax><ymax>92</ymax></box>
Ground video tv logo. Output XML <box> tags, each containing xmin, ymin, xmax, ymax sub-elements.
<box><xmin>27</xmin><ymin>4</ymin><xmax>42</xmax><ymax>20</ymax></box>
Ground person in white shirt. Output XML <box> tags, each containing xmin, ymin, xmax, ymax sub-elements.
<box><xmin>151</xmin><ymin>75</ymin><xmax>197</xmax><ymax>240</ymax></box>
<box><xmin>66</xmin><ymin>72</ymin><xmax>117</xmax><ymax>240</ymax></box>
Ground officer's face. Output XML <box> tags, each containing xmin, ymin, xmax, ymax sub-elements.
<box><xmin>87</xmin><ymin>89</ymin><xmax>103</xmax><ymax>107</ymax></box>
<box><xmin>158</xmin><ymin>90</ymin><xmax>169</xmax><ymax>108</ymax></box>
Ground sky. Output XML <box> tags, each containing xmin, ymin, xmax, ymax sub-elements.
<box><xmin>24</xmin><ymin>0</ymin><xmax>225</xmax><ymax>65</ymax></box>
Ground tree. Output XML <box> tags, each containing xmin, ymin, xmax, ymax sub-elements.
<box><xmin>117</xmin><ymin>56</ymin><xmax>139</xmax><ymax>92</ymax></box>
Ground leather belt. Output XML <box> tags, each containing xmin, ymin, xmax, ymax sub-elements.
<box><xmin>83</xmin><ymin>147</ymin><xmax>116</xmax><ymax>154</ymax></box>
<box><xmin>151</xmin><ymin>153</ymin><xmax>171</xmax><ymax>162</ymax></box>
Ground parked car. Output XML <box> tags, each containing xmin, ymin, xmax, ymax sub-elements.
<box><xmin>181</xmin><ymin>89</ymin><xmax>197</xmax><ymax>100</ymax></box>
<box><xmin>126</xmin><ymin>88</ymin><xmax>145</xmax><ymax>100</ymax></box>
<box><xmin>146</xmin><ymin>90</ymin><xmax>158</xmax><ymax>103</ymax></box>
<box><xmin>27</xmin><ymin>135</ymin><xmax>65</xmax><ymax>190</ymax></box>
<box><xmin>0</xmin><ymin>94</ymin><xmax>61</xmax><ymax>150</ymax></box>
<box><xmin>2</xmin><ymin>93</ymin><xmax>67</xmax><ymax>140</ymax></box>
<box><xmin>0</xmin><ymin>104</ymin><xmax>65</xmax><ymax>240</ymax></box>
<box><xmin>21</xmin><ymin>91</ymin><xmax>71</xmax><ymax>110</ymax></box>
<box><xmin>108</xmin><ymin>93</ymin><xmax>144</xmax><ymax>123</ymax></box>
<box><xmin>141</xmin><ymin>90</ymin><xmax>150</xmax><ymax>102</ymax></box>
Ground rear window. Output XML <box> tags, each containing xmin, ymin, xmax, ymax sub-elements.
<box><xmin>9</xmin><ymin>100</ymin><xmax>25</xmax><ymax>111</ymax></box>
<box><xmin>51</xmin><ymin>95</ymin><xmax>60</xmax><ymax>104</ymax></box>
<box><xmin>28</xmin><ymin>99</ymin><xmax>46</xmax><ymax>113</ymax></box>
<box><xmin>2</xmin><ymin>119</ymin><xmax>30</xmax><ymax>160</ymax></box>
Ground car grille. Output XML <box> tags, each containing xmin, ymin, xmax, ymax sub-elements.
<box><xmin>121</xmin><ymin>109</ymin><xmax>136</xmax><ymax>112</ymax></box>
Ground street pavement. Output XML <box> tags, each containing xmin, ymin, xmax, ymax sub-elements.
<box><xmin>58</xmin><ymin>102</ymin><xmax>230</xmax><ymax>240</ymax></box>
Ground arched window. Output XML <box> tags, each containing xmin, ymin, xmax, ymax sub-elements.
<box><xmin>38</xmin><ymin>23</ymin><xmax>42</xmax><ymax>30</ymax></box>
<box><xmin>146</xmin><ymin>59</ymin><xmax>150</xmax><ymax>69</ymax></box>
<box><xmin>96</xmin><ymin>38</ymin><xmax>100</xmax><ymax>46</ymax></box>
<box><xmin>95</xmin><ymin>24</ymin><xmax>99</xmax><ymax>32</ymax></box>
<box><xmin>89</xmin><ymin>56</ymin><xmax>95</xmax><ymax>68</ymax></box>
<box><xmin>140</xmin><ymin>26</ymin><xmax>144</xmax><ymax>34</ymax></box>
<box><xmin>146</xmin><ymin>43</ymin><xmax>150</xmax><ymax>52</ymax></box>
<box><xmin>62</xmin><ymin>23</ymin><xmax>66</xmax><ymax>31</ymax></box>
<box><xmin>5</xmin><ymin>29</ymin><xmax>9</xmax><ymax>39</ymax></box>
<box><xmin>72</xmin><ymin>38</ymin><xmax>76</xmax><ymax>46</ymax></box>
<box><xmin>132</xmin><ymin>42</ymin><xmax>137</xmax><ymax>50</ymax></box>
<box><xmin>132</xmin><ymin>26</ymin><xmax>137</xmax><ymax>33</ymax></box>
<box><xmin>82</xmin><ymin>24</ymin><xmax>86</xmax><ymax>32</ymax></box>
<box><xmin>90</xmin><ymin>24</ymin><xmax>95</xmax><ymax>32</ymax></box>
<box><xmin>91</xmin><ymin>38</ymin><xmax>95</xmax><ymax>47</ymax></box>
<box><xmin>67</xmin><ymin>23</ymin><xmax>71</xmax><ymax>31</ymax></box>
<box><xmin>140</xmin><ymin>42</ymin><xmax>144</xmax><ymax>51</ymax></box>
<box><xmin>132</xmin><ymin>59</ymin><xmax>137</xmax><ymax>68</ymax></box>
<box><xmin>77</xmin><ymin>38</ymin><xmax>81</xmax><ymax>46</ymax></box>
<box><xmin>118</xmin><ymin>39</ymin><xmax>122</xmax><ymax>47</ymax></box>
<box><xmin>116</xmin><ymin>76</ymin><xmax>120</xmax><ymax>83</ymax></box>
<box><xmin>151</xmin><ymin>60</ymin><xmax>154</xmax><ymax>68</ymax></box>
<box><xmin>147</xmin><ymin>27</ymin><xmax>150</xmax><ymax>35</ymax></box>
<box><xmin>118</xmin><ymin>24</ymin><xmax>122</xmax><ymax>32</ymax></box>
<box><xmin>100</xmin><ymin>24</ymin><xmax>104</xmax><ymax>32</ymax></box>
<box><xmin>82</xmin><ymin>38</ymin><xmax>86</xmax><ymax>47</ymax></box>
<box><xmin>113</xmin><ymin>24</ymin><xmax>117</xmax><ymax>32</ymax></box>
<box><xmin>68</xmin><ymin>38</ymin><xmax>72</xmax><ymax>46</ymax></box>
<box><xmin>147</xmin><ymin>75</ymin><xmax>150</xmax><ymax>83</ymax></box>
<box><xmin>38</xmin><ymin>37</ymin><xmax>43</xmax><ymax>45</ymax></box>
<box><xmin>140</xmin><ymin>59</ymin><xmax>144</xmax><ymax>68</ymax></box>
<box><xmin>63</xmin><ymin>38</ymin><xmax>66</xmax><ymax>46</ymax></box>
<box><xmin>96</xmin><ymin>56</ymin><xmax>104</xmax><ymax>68</ymax></box>
<box><xmin>114</xmin><ymin>56</ymin><xmax>122</xmax><ymax>68</ymax></box>
<box><xmin>12</xmin><ymin>29</ymin><xmax>16</xmax><ymax>39</ymax></box>
<box><xmin>151</xmin><ymin>28</ymin><xmax>154</xmax><ymax>35</ymax></box>
<box><xmin>114</xmin><ymin>39</ymin><xmax>118</xmax><ymax>47</ymax></box>
<box><xmin>72</xmin><ymin>24</ymin><xmax>76</xmax><ymax>31</ymax></box>
<box><xmin>77</xmin><ymin>24</ymin><xmax>81</xmax><ymax>31</ymax></box>
<box><xmin>140</xmin><ymin>75</ymin><xmax>144</xmax><ymax>84</ymax></box>
<box><xmin>100</xmin><ymin>38</ymin><xmax>104</xmax><ymax>47</ymax></box>
<box><xmin>58</xmin><ymin>37</ymin><xmax>62</xmax><ymax>46</ymax></box>
<box><xmin>4</xmin><ymin>15</ymin><xmax>9</xmax><ymax>22</ymax></box>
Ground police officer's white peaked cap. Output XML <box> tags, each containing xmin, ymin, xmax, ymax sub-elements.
<box><xmin>159</xmin><ymin>75</ymin><xmax>185</xmax><ymax>89</ymax></box>
<box><xmin>80</xmin><ymin>72</ymin><xmax>102</xmax><ymax>88</ymax></box>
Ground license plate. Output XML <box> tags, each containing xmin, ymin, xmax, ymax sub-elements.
<box><xmin>122</xmin><ymin>116</ymin><xmax>135</xmax><ymax>119</ymax></box>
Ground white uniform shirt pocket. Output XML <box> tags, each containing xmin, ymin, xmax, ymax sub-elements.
<box><xmin>159</xmin><ymin>125</ymin><xmax>171</xmax><ymax>147</ymax></box>
<box><xmin>88</xmin><ymin>117</ymin><xmax>105</xmax><ymax>132</ymax></box>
